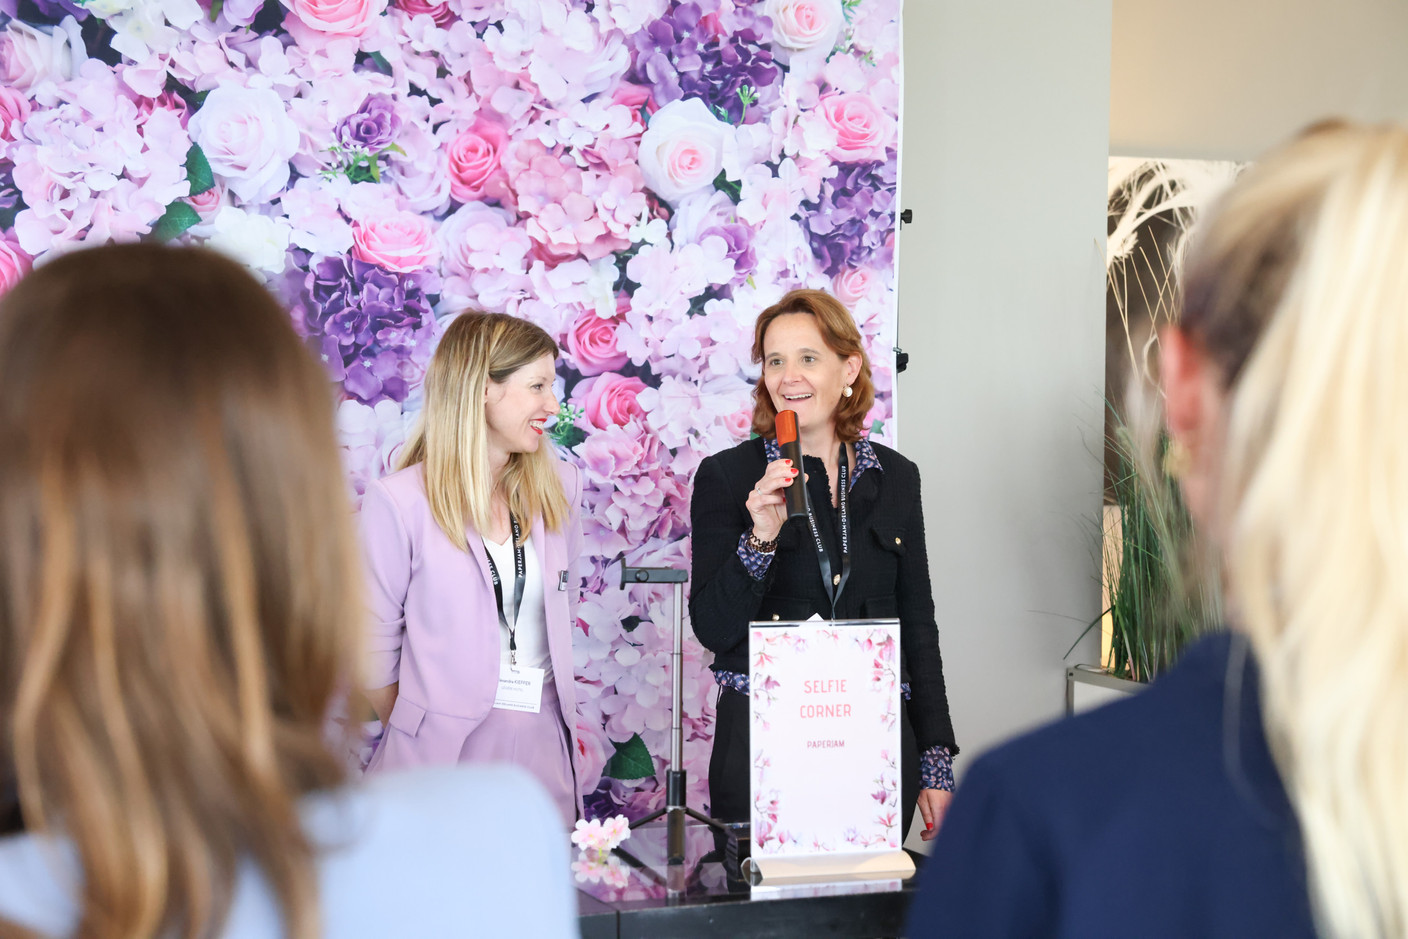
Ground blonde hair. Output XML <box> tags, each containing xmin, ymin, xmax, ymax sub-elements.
<box><xmin>750</xmin><ymin>289</ymin><xmax>874</xmax><ymax>441</ymax></box>
<box><xmin>398</xmin><ymin>311</ymin><xmax>568</xmax><ymax>550</ymax></box>
<box><xmin>0</xmin><ymin>244</ymin><xmax>358</xmax><ymax>938</ymax></box>
<box><xmin>1181</xmin><ymin>122</ymin><xmax>1408</xmax><ymax>938</ymax></box>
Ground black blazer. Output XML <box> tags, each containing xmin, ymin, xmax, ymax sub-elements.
<box><xmin>688</xmin><ymin>436</ymin><xmax>958</xmax><ymax>757</ymax></box>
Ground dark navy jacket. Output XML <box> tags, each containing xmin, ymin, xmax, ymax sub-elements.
<box><xmin>906</xmin><ymin>633</ymin><xmax>1316</xmax><ymax>938</ymax></box>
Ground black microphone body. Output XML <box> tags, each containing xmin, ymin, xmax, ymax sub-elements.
<box><xmin>775</xmin><ymin>410</ymin><xmax>809</xmax><ymax>519</ymax></box>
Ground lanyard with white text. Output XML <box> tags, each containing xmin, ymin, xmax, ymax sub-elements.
<box><xmin>804</xmin><ymin>445</ymin><xmax>851</xmax><ymax>618</ymax></box>
<box><xmin>485</xmin><ymin>513</ymin><xmax>526</xmax><ymax>667</ymax></box>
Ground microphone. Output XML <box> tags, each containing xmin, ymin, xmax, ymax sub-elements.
<box><xmin>774</xmin><ymin>409</ymin><xmax>809</xmax><ymax>519</ymax></box>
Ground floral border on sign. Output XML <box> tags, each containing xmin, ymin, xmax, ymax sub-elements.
<box><xmin>750</xmin><ymin>624</ymin><xmax>902</xmax><ymax>855</ymax></box>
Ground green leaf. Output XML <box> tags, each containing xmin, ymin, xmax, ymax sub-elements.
<box><xmin>602</xmin><ymin>733</ymin><xmax>655</xmax><ymax>781</ymax></box>
<box><xmin>150</xmin><ymin>201</ymin><xmax>201</xmax><ymax>242</ymax></box>
<box><xmin>367</xmin><ymin>51</ymin><xmax>392</xmax><ymax>73</ymax></box>
<box><xmin>185</xmin><ymin>143</ymin><xmax>214</xmax><ymax>196</ymax></box>
<box><xmin>621</xmin><ymin>615</ymin><xmax>642</xmax><ymax>633</ymax></box>
<box><xmin>550</xmin><ymin>422</ymin><xmax>586</xmax><ymax>450</ymax></box>
<box><xmin>713</xmin><ymin>169</ymin><xmax>742</xmax><ymax>204</ymax></box>
<box><xmin>869</xmin><ymin>418</ymin><xmax>884</xmax><ymax>436</ymax></box>
<box><xmin>208</xmin><ymin>0</ymin><xmax>222</xmax><ymax>20</ymax></box>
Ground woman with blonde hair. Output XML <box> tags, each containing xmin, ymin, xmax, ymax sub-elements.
<box><xmin>909</xmin><ymin>122</ymin><xmax>1408</xmax><ymax>937</ymax></box>
<box><xmin>0</xmin><ymin>244</ymin><xmax>577</xmax><ymax>937</ymax></box>
<box><xmin>361</xmin><ymin>311</ymin><xmax>584</xmax><ymax>828</ymax></box>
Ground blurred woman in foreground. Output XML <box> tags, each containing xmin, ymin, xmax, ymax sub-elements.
<box><xmin>0</xmin><ymin>244</ymin><xmax>577</xmax><ymax>938</ymax></box>
<box><xmin>910</xmin><ymin>122</ymin><xmax>1408</xmax><ymax>937</ymax></box>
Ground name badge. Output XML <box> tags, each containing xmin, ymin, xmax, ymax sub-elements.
<box><xmin>494</xmin><ymin>664</ymin><xmax>545</xmax><ymax>713</ymax></box>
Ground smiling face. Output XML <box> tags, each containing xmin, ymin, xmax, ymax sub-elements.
<box><xmin>761</xmin><ymin>312</ymin><xmax>861</xmax><ymax>439</ymax></box>
<box><xmin>484</xmin><ymin>353</ymin><xmax>559</xmax><ymax>461</ymax></box>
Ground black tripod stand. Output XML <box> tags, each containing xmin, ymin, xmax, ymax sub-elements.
<box><xmin>620</xmin><ymin>565</ymin><xmax>728</xmax><ymax>865</ymax></box>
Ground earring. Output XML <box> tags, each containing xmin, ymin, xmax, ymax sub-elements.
<box><xmin>842</xmin><ymin>384</ymin><xmax>853</xmax><ymax>398</ymax></box>
<box><xmin>1162</xmin><ymin>439</ymin><xmax>1191</xmax><ymax>479</ymax></box>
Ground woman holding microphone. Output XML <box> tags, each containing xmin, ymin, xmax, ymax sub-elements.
<box><xmin>690</xmin><ymin>288</ymin><xmax>959</xmax><ymax>840</ymax></box>
<box><xmin>361</xmin><ymin>312</ymin><xmax>584</xmax><ymax>828</ymax></box>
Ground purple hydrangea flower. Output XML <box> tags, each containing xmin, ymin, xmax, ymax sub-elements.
<box><xmin>700</xmin><ymin>222</ymin><xmax>756</xmax><ymax>280</ymax></box>
<box><xmin>630</xmin><ymin>0</ymin><xmax>780</xmax><ymax>125</ymax></box>
<box><xmin>801</xmin><ymin>157</ymin><xmax>898</xmax><ymax>277</ymax></box>
<box><xmin>295</xmin><ymin>255</ymin><xmax>438</xmax><ymax>404</ymax></box>
<box><xmin>335</xmin><ymin>94</ymin><xmax>402</xmax><ymax>151</ymax></box>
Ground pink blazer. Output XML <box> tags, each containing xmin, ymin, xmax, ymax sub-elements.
<box><xmin>358</xmin><ymin>459</ymin><xmax>583</xmax><ymax>814</ymax></box>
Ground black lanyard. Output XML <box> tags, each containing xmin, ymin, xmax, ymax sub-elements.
<box><xmin>485</xmin><ymin>513</ymin><xmax>526</xmax><ymax>667</ymax></box>
<box><xmin>803</xmin><ymin>445</ymin><xmax>851</xmax><ymax>618</ymax></box>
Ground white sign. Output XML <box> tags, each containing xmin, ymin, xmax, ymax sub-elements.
<box><xmin>748</xmin><ymin>619</ymin><xmax>911</xmax><ymax>882</ymax></box>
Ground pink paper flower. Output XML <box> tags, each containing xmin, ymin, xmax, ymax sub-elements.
<box><xmin>571</xmin><ymin>814</ymin><xmax>632</xmax><ymax>852</ymax></box>
<box><xmin>351</xmin><ymin>211</ymin><xmax>439</xmax><ymax>272</ymax></box>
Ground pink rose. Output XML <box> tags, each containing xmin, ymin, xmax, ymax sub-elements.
<box><xmin>578</xmin><ymin>373</ymin><xmax>647</xmax><ymax>429</ymax></box>
<box><xmin>637</xmin><ymin>97</ymin><xmax>732</xmax><ymax>204</ymax></box>
<box><xmin>833</xmin><ymin>267</ymin><xmax>876</xmax><ymax>307</ymax></box>
<box><xmin>136</xmin><ymin>90</ymin><xmax>189</xmax><ymax>129</ymax></box>
<box><xmin>610</xmin><ymin>81</ymin><xmax>654</xmax><ymax>116</ymax></box>
<box><xmin>351</xmin><ymin>211</ymin><xmax>439</xmax><ymax>272</ymax></box>
<box><xmin>186</xmin><ymin>179</ymin><xmax>225</xmax><ymax>218</ymax></box>
<box><xmin>0</xmin><ymin>236</ymin><xmax>30</xmax><ymax>297</ymax></box>
<box><xmin>763</xmin><ymin>0</ymin><xmax>843</xmax><ymax>63</ymax></box>
<box><xmin>394</xmin><ymin>0</ymin><xmax>453</xmax><ymax>26</ymax></box>
<box><xmin>0</xmin><ymin>87</ymin><xmax>29</xmax><ymax>143</ymax></box>
<box><xmin>573</xmin><ymin>716</ymin><xmax>610</xmax><ymax>797</ymax></box>
<box><xmin>284</xmin><ymin>0</ymin><xmax>385</xmax><ymax>36</ymax></box>
<box><xmin>448</xmin><ymin>119</ymin><xmax>509</xmax><ymax>205</ymax></box>
<box><xmin>721</xmin><ymin>406</ymin><xmax>752</xmax><ymax>441</ymax></box>
<box><xmin>567</xmin><ymin>307</ymin><xmax>630</xmax><ymax>377</ymax></box>
<box><xmin>818</xmin><ymin>93</ymin><xmax>893</xmax><ymax>162</ymax></box>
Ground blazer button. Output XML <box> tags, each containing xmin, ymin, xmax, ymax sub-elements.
<box><xmin>772</xmin><ymin>613</ymin><xmax>780</xmax><ymax>620</ymax></box>
<box><xmin>894</xmin><ymin>537</ymin><xmax>902</xmax><ymax>545</ymax></box>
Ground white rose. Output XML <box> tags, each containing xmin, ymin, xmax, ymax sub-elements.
<box><xmin>187</xmin><ymin>85</ymin><xmax>300</xmax><ymax>203</ymax></box>
<box><xmin>637</xmin><ymin>97</ymin><xmax>733</xmax><ymax>205</ymax></box>
<box><xmin>205</xmin><ymin>206</ymin><xmax>292</xmax><ymax>280</ymax></box>
<box><xmin>764</xmin><ymin>0</ymin><xmax>843</xmax><ymax>63</ymax></box>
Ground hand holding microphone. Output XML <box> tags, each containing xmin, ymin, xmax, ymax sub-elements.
<box><xmin>773</xmin><ymin>410</ymin><xmax>809</xmax><ymax>520</ymax></box>
<box><xmin>744</xmin><ymin>410</ymin><xmax>806</xmax><ymax>543</ymax></box>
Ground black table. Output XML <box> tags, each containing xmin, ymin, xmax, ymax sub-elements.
<box><xmin>574</xmin><ymin>820</ymin><xmax>919</xmax><ymax>939</ymax></box>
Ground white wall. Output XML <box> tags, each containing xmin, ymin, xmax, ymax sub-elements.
<box><xmin>1111</xmin><ymin>0</ymin><xmax>1408</xmax><ymax>160</ymax></box>
<box><xmin>895</xmin><ymin>0</ymin><xmax>1112</xmax><ymax>790</ymax></box>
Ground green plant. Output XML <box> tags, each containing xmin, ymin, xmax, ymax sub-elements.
<box><xmin>1095</xmin><ymin>415</ymin><xmax>1222</xmax><ymax>682</ymax></box>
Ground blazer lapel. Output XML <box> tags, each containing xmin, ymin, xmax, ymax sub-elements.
<box><xmin>532</xmin><ymin>512</ymin><xmax>577</xmax><ymax>723</ymax></box>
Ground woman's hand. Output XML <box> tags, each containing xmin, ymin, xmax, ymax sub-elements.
<box><xmin>918</xmin><ymin>788</ymin><xmax>953</xmax><ymax>841</ymax></box>
<box><xmin>746</xmin><ymin>458</ymin><xmax>800</xmax><ymax>542</ymax></box>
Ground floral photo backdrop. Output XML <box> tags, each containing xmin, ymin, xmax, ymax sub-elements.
<box><xmin>0</xmin><ymin>0</ymin><xmax>903</xmax><ymax>819</ymax></box>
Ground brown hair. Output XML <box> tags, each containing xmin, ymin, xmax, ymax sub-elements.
<box><xmin>0</xmin><ymin>244</ymin><xmax>357</xmax><ymax>938</ymax></box>
<box><xmin>397</xmin><ymin>310</ymin><xmax>568</xmax><ymax>549</ymax></box>
<box><xmin>749</xmin><ymin>289</ymin><xmax>874</xmax><ymax>441</ymax></box>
